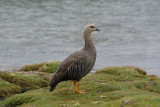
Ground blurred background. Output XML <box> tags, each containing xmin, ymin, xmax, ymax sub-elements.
<box><xmin>0</xmin><ymin>0</ymin><xmax>160</xmax><ymax>76</ymax></box>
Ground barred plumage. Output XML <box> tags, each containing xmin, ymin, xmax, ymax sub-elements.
<box><xmin>49</xmin><ymin>24</ymin><xmax>100</xmax><ymax>93</ymax></box>
<box><xmin>66</xmin><ymin>58</ymin><xmax>89</xmax><ymax>81</ymax></box>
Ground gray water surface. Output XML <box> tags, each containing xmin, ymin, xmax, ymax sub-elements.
<box><xmin>0</xmin><ymin>0</ymin><xmax>160</xmax><ymax>76</ymax></box>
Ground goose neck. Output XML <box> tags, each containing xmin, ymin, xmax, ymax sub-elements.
<box><xmin>83</xmin><ymin>31</ymin><xmax>95</xmax><ymax>50</ymax></box>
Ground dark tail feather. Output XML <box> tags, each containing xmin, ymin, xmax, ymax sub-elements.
<box><xmin>49</xmin><ymin>72</ymin><xmax>62</xmax><ymax>92</ymax></box>
<box><xmin>49</xmin><ymin>83</ymin><xmax>58</xmax><ymax>92</ymax></box>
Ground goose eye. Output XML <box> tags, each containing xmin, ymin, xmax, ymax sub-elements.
<box><xmin>91</xmin><ymin>26</ymin><xmax>94</xmax><ymax>28</ymax></box>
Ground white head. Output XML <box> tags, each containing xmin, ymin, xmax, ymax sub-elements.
<box><xmin>83</xmin><ymin>24</ymin><xmax>100</xmax><ymax>33</ymax></box>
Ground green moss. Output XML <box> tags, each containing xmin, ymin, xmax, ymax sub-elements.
<box><xmin>19</xmin><ymin>63</ymin><xmax>45</xmax><ymax>71</ymax></box>
<box><xmin>99</xmin><ymin>81</ymin><xmax>128</xmax><ymax>92</ymax></box>
<box><xmin>132</xmin><ymin>66</ymin><xmax>146</xmax><ymax>75</ymax></box>
<box><xmin>0</xmin><ymin>71</ymin><xmax>50</xmax><ymax>99</ymax></box>
<box><xmin>19</xmin><ymin>61</ymin><xmax>61</xmax><ymax>73</ymax></box>
<box><xmin>1</xmin><ymin>66</ymin><xmax>160</xmax><ymax>107</ymax></box>
<box><xmin>0</xmin><ymin>78</ymin><xmax>21</xmax><ymax>98</ymax></box>
<box><xmin>1</xmin><ymin>91</ymin><xmax>36</xmax><ymax>107</ymax></box>
<box><xmin>96</xmin><ymin>66</ymin><xmax>146</xmax><ymax>76</ymax></box>
<box><xmin>1</xmin><ymin>83</ymin><xmax>160</xmax><ymax>107</ymax></box>
<box><xmin>0</xmin><ymin>71</ymin><xmax>49</xmax><ymax>91</ymax></box>
<box><xmin>38</xmin><ymin>61</ymin><xmax>61</xmax><ymax>73</ymax></box>
<box><xmin>96</xmin><ymin>66</ymin><xmax>160</xmax><ymax>93</ymax></box>
<box><xmin>133</xmin><ymin>79</ymin><xmax>160</xmax><ymax>93</ymax></box>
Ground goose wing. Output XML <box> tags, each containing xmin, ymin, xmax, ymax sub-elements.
<box><xmin>59</xmin><ymin>51</ymin><xmax>87</xmax><ymax>73</ymax></box>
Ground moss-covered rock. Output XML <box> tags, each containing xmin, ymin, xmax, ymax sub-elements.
<box><xmin>0</xmin><ymin>78</ymin><xmax>21</xmax><ymax>98</ymax></box>
<box><xmin>0</xmin><ymin>71</ymin><xmax>49</xmax><ymax>91</ymax></box>
<box><xmin>0</xmin><ymin>91</ymin><xmax>36</xmax><ymax>107</ymax></box>
<box><xmin>38</xmin><ymin>61</ymin><xmax>61</xmax><ymax>73</ymax></box>
<box><xmin>96</xmin><ymin>66</ymin><xmax>160</xmax><ymax>93</ymax></box>
<box><xmin>0</xmin><ymin>71</ymin><xmax>50</xmax><ymax>99</ymax></box>
<box><xmin>1</xmin><ymin>66</ymin><xmax>160</xmax><ymax>107</ymax></box>
<box><xmin>1</xmin><ymin>74</ymin><xmax>160</xmax><ymax>107</ymax></box>
<box><xmin>133</xmin><ymin>79</ymin><xmax>160</xmax><ymax>93</ymax></box>
<box><xmin>96</xmin><ymin>66</ymin><xmax>146</xmax><ymax>75</ymax></box>
<box><xmin>19</xmin><ymin>63</ymin><xmax>45</xmax><ymax>71</ymax></box>
<box><xmin>19</xmin><ymin>61</ymin><xmax>61</xmax><ymax>73</ymax></box>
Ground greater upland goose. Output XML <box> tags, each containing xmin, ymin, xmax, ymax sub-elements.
<box><xmin>49</xmin><ymin>24</ymin><xmax>100</xmax><ymax>94</ymax></box>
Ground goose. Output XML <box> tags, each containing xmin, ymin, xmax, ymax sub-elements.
<box><xmin>49</xmin><ymin>24</ymin><xmax>100</xmax><ymax>94</ymax></box>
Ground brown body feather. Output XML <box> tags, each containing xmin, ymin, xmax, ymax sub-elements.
<box><xmin>49</xmin><ymin>24</ymin><xmax>98</xmax><ymax>92</ymax></box>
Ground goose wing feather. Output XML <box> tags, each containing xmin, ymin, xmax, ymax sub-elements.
<box><xmin>57</xmin><ymin>51</ymin><xmax>86</xmax><ymax>74</ymax></box>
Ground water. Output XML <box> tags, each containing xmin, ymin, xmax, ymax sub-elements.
<box><xmin>0</xmin><ymin>0</ymin><xmax>160</xmax><ymax>76</ymax></box>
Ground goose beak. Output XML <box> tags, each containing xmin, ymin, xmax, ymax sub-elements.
<box><xmin>95</xmin><ymin>28</ymin><xmax>100</xmax><ymax>31</ymax></box>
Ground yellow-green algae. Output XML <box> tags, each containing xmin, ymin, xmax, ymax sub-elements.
<box><xmin>19</xmin><ymin>61</ymin><xmax>61</xmax><ymax>73</ymax></box>
<box><xmin>1</xmin><ymin>66</ymin><xmax>160</xmax><ymax>107</ymax></box>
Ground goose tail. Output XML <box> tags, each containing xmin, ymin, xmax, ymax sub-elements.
<box><xmin>49</xmin><ymin>72</ymin><xmax>62</xmax><ymax>92</ymax></box>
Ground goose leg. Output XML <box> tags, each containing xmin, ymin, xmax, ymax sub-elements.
<box><xmin>77</xmin><ymin>82</ymin><xmax>86</xmax><ymax>94</ymax></box>
<box><xmin>73</xmin><ymin>81</ymin><xmax>78</xmax><ymax>93</ymax></box>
